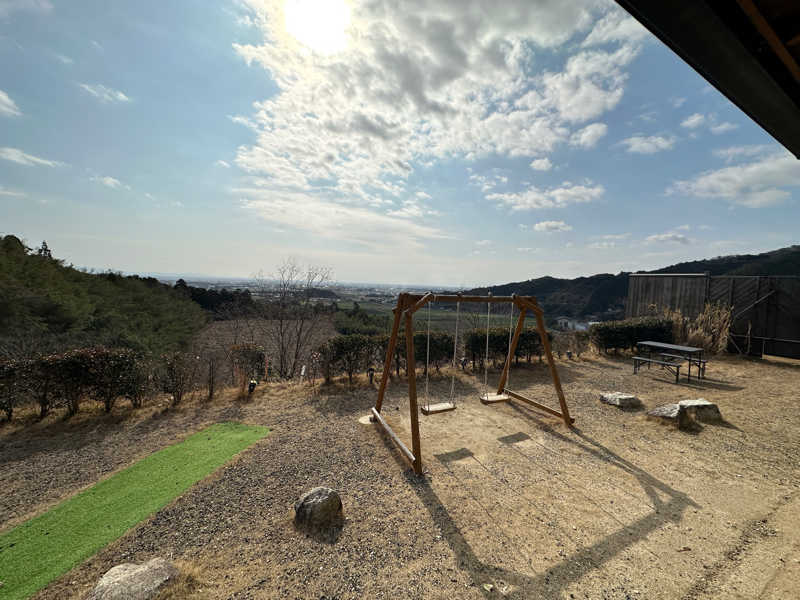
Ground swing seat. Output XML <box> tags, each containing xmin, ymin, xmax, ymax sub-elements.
<box><xmin>480</xmin><ymin>392</ymin><xmax>510</xmax><ymax>404</ymax></box>
<box><xmin>421</xmin><ymin>401</ymin><xmax>456</xmax><ymax>415</ymax></box>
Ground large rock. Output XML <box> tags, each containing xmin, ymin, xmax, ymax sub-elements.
<box><xmin>600</xmin><ymin>392</ymin><xmax>641</xmax><ymax>408</ymax></box>
<box><xmin>294</xmin><ymin>487</ymin><xmax>342</xmax><ymax>527</ymax></box>
<box><xmin>88</xmin><ymin>558</ymin><xmax>177</xmax><ymax>600</ymax></box>
<box><xmin>679</xmin><ymin>398</ymin><xmax>722</xmax><ymax>422</ymax></box>
<box><xmin>647</xmin><ymin>403</ymin><xmax>693</xmax><ymax>429</ymax></box>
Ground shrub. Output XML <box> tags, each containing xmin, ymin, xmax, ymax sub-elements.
<box><xmin>589</xmin><ymin>317</ymin><xmax>673</xmax><ymax>353</ymax></box>
<box><xmin>413</xmin><ymin>331</ymin><xmax>455</xmax><ymax>373</ymax></box>
<box><xmin>159</xmin><ymin>352</ymin><xmax>199</xmax><ymax>406</ymax></box>
<box><xmin>465</xmin><ymin>327</ymin><xmax>546</xmax><ymax>367</ymax></box>
<box><xmin>86</xmin><ymin>347</ymin><xmax>144</xmax><ymax>413</ymax></box>
<box><xmin>0</xmin><ymin>359</ymin><xmax>24</xmax><ymax>421</ymax></box>
<box><xmin>329</xmin><ymin>334</ymin><xmax>373</xmax><ymax>384</ymax></box>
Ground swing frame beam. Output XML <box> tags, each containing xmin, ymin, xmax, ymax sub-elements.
<box><xmin>373</xmin><ymin>292</ymin><xmax>573</xmax><ymax>475</ymax></box>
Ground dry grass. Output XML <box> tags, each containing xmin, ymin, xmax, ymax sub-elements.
<box><xmin>4</xmin><ymin>353</ymin><xmax>800</xmax><ymax>599</ymax></box>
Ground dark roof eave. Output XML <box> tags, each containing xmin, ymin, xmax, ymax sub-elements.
<box><xmin>615</xmin><ymin>0</ymin><xmax>800</xmax><ymax>159</ymax></box>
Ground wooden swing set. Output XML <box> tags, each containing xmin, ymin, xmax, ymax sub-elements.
<box><xmin>372</xmin><ymin>292</ymin><xmax>573</xmax><ymax>475</ymax></box>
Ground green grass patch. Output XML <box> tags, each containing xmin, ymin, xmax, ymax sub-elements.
<box><xmin>0</xmin><ymin>422</ymin><xmax>268</xmax><ymax>600</ymax></box>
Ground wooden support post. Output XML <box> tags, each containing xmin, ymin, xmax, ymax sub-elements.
<box><xmin>371</xmin><ymin>407</ymin><xmax>415</xmax><ymax>464</ymax></box>
<box><xmin>405</xmin><ymin>312</ymin><xmax>423</xmax><ymax>474</ymax></box>
<box><xmin>406</xmin><ymin>291</ymin><xmax>434</xmax><ymax>315</ymax></box>
<box><xmin>533</xmin><ymin>309</ymin><xmax>573</xmax><ymax>427</ymax></box>
<box><xmin>376</xmin><ymin>294</ymin><xmax>404</xmax><ymax>413</ymax></box>
<box><xmin>497</xmin><ymin>305</ymin><xmax>527</xmax><ymax>394</ymax></box>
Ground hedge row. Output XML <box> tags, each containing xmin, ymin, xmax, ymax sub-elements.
<box><xmin>0</xmin><ymin>342</ymin><xmax>269</xmax><ymax>422</ymax></box>
<box><xmin>588</xmin><ymin>317</ymin><xmax>673</xmax><ymax>352</ymax></box>
<box><xmin>314</xmin><ymin>327</ymin><xmax>549</xmax><ymax>384</ymax></box>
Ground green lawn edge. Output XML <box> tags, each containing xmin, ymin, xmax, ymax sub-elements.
<box><xmin>0</xmin><ymin>422</ymin><xmax>269</xmax><ymax>600</ymax></box>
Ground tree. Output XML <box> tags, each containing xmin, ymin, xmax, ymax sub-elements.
<box><xmin>252</xmin><ymin>258</ymin><xmax>332</xmax><ymax>378</ymax></box>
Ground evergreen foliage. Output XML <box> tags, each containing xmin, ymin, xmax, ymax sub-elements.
<box><xmin>0</xmin><ymin>235</ymin><xmax>207</xmax><ymax>358</ymax></box>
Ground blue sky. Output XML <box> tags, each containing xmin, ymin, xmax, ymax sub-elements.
<box><xmin>1</xmin><ymin>0</ymin><xmax>798</xmax><ymax>286</ymax></box>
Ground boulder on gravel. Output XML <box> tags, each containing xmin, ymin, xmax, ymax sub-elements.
<box><xmin>294</xmin><ymin>487</ymin><xmax>342</xmax><ymax>527</ymax></box>
<box><xmin>600</xmin><ymin>392</ymin><xmax>641</xmax><ymax>408</ymax></box>
<box><xmin>88</xmin><ymin>557</ymin><xmax>177</xmax><ymax>600</ymax></box>
<box><xmin>647</xmin><ymin>403</ymin><xmax>693</xmax><ymax>429</ymax></box>
<box><xmin>678</xmin><ymin>398</ymin><xmax>722</xmax><ymax>422</ymax></box>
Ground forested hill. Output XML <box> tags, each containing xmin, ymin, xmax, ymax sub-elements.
<box><xmin>0</xmin><ymin>235</ymin><xmax>206</xmax><ymax>358</ymax></box>
<box><xmin>651</xmin><ymin>245</ymin><xmax>800</xmax><ymax>276</ymax></box>
<box><xmin>466</xmin><ymin>245</ymin><xmax>800</xmax><ymax>318</ymax></box>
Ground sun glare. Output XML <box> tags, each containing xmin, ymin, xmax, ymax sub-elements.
<box><xmin>284</xmin><ymin>0</ymin><xmax>351</xmax><ymax>55</ymax></box>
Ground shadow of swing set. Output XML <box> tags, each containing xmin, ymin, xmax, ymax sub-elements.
<box><xmin>370</xmin><ymin>292</ymin><xmax>574</xmax><ymax>475</ymax></box>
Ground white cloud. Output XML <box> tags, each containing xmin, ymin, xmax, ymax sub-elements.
<box><xmin>0</xmin><ymin>147</ymin><xmax>63</xmax><ymax>167</ymax></box>
<box><xmin>0</xmin><ymin>185</ymin><xmax>25</xmax><ymax>197</ymax></box>
<box><xmin>588</xmin><ymin>240</ymin><xmax>616</xmax><ymax>249</ymax></box>
<box><xmin>0</xmin><ymin>0</ymin><xmax>52</xmax><ymax>17</ymax></box>
<box><xmin>671</xmin><ymin>97</ymin><xmax>686</xmax><ymax>108</ymax></box>
<box><xmin>79</xmin><ymin>83</ymin><xmax>131</xmax><ymax>103</ymax></box>
<box><xmin>646</xmin><ymin>232</ymin><xmax>690</xmax><ymax>244</ymax></box>
<box><xmin>670</xmin><ymin>149</ymin><xmax>800</xmax><ymax>208</ymax></box>
<box><xmin>231</xmin><ymin>1</ymin><xmax>644</xmax><ymax>233</ymax></box>
<box><xmin>675</xmin><ymin>224</ymin><xmax>690</xmax><ymax>231</ymax></box>
<box><xmin>0</xmin><ymin>90</ymin><xmax>21</xmax><ymax>117</ymax></box>
<box><xmin>239</xmin><ymin>188</ymin><xmax>447</xmax><ymax>250</ymax></box>
<box><xmin>681</xmin><ymin>113</ymin><xmax>705</xmax><ymax>129</ymax></box>
<box><xmin>712</xmin><ymin>144</ymin><xmax>771</xmax><ymax>163</ymax></box>
<box><xmin>54</xmin><ymin>53</ymin><xmax>73</xmax><ymax>65</ymax></box>
<box><xmin>533</xmin><ymin>220</ymin><xmax>572</xmax><ymax>232</ymax></box>
<box><xmin>620</xmin><ymin>134</ymin><xmax>675</xmax><ymax>154</ymax></box>
<box><xmin>415</xmin><ymin>191</ymin><xmax>432</xmax><ymax>200</ymax></box>
<box><xmin>710</xmin><ymin>121</ymin><xmax>737</xmax><ymax>135</ymax></box>
<box><xmin>387</xmin><ymin>197</ymin><xmax>439</xmax><ymax>218</ymax></box>
<box><xmin>90</xmin><ymin>175</ymin><xmax>127</xmax><ymax>189</ymax></box>
<box><xmin>475</xmin><ymin>239</ymin><xmax>492</xmax><ymax>246</ymax></box>
<box><xmin>469</xmin><ymin>172</ymin><xmax>508</xmax><ymax>192</ymax></box>
<box><xmin>516</xmin><ymin>247</ymin><xmax>539</xmax><ymax>253</ymax></box>
<box><xmin>581</xmin><ymin>9</ymin><xmax>650</xmax><ymax>47</ymax></box>
<box><xmin>529</xmin><ymin>157</ymin><xmax>552</xmax><ymax>171</ymax></box>
<box><xmin>569</xmin><ymin>122</ymin><xmax>607</xmax><ymax>148</ymax></box>
<box><xmin>487</xmin><ymin>181</ymin><xmax>603</xmax><ymax>211</ymax></box>
<box><xmin>598</xmin><ymin>232</ymin><xmax>629</xmax><ymax>240</ymax></box>
<box><xmin>215</xmin><ymin>160</ymin><xmax>231</xmax><ymax>168</ymax></box>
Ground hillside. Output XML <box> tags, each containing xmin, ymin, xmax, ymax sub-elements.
<box><xmin>466</xmin><ymin>245</ymin><xmax>800</xmax><ymax>318</ymax></box>
<box><xmin>0</xmin><ymin>235</ymin><xmax>207</xmax><ymax>358</ymax></box>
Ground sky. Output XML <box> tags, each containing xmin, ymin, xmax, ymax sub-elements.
<box><xmin>1</xmin><ymin>0</ymin><xmax>799</xmax><ymax>287</ymax></box>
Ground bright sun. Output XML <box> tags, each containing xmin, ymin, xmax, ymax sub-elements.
<box><xmin>284</xmin><ymin>0</ymin><xmax>351</xmax><ymax>55</ymax></box>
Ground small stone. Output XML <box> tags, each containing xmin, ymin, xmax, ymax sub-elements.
<box><xmin>600</xmin><ymin>392</ymin><xmax>641</xmax><ymax>408</ymax></box>
<box><xmin>88</xmin><ymin>558</ymin><xmax>177</xmax><ymax>600</ymax></box>
<box><xmin>483</xmin><ymin>583</ymin><xmax>494</xmax><ymax>592</ymax></box>
<box><xmin>678</xmin><ymin>399</ymin><xmax>722</xmax><ymax>422</ymax></box>
<box><xmin>294</xmin><ymin>487</ymin><xmax>343</xmax><ymax>528</ymax></box>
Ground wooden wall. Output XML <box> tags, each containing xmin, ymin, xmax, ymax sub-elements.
<box><xmin>626</xmin><ymin>274</ymin><xmax>800</xmax><ymax>358</ymax></box>
<box><xmin>625</xmin><ymin>274</ymin><xmax>708</xmax><ymax>319</ymax></box>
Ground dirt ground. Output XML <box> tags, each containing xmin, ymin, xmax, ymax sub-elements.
<box><xmin>2</xmin><ymin>353</ymin><xmax>800</xmax><ymax>599</ymax></box>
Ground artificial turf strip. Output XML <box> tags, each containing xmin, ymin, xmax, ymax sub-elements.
<box><xmin>0</xmin><ymin>422</ymin><xmax>269</xmax><ymax>600</ymax></box>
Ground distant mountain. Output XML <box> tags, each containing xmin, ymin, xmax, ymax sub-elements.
<box><xmin>651</xmin><ymin>245</ymin><xmax>800</xmax><ymax>276</ymax></box>
<box><xmin>465</xmin><ymin>245</ymin><xmax>800</xmax><ymax>319</ymax></box>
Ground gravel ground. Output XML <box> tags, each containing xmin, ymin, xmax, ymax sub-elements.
<box><xmin>2</xmin><ymin>353</ymin><xmax>800</xmax><ymax>599</ymax></box>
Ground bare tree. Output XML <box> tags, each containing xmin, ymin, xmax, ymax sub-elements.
<box><xmin>252</xmin><ymin>258</ymin><xmax>332</xmax><ymax>378</ymax></box>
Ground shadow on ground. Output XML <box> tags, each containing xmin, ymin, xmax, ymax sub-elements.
<box><xmin>375</xmin><ymin>404</ymin><xmax>699</xmax><ymax>599</ymax></box>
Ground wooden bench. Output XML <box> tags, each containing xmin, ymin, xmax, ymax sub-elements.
<box><xmin>633</xmin><ymin>356</ymin><xmax>682</xmax><ymax>383</ymax></box>
<box><xmin>658</xmin><ymin>353</ymin><xmax>708</xmax><ymax>379</ymax></box>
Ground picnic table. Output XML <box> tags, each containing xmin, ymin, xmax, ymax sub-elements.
<box><xmin>634</xmin><ymin>341</ymin><xmax>707</xmax><ymax>383</ymax></box>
